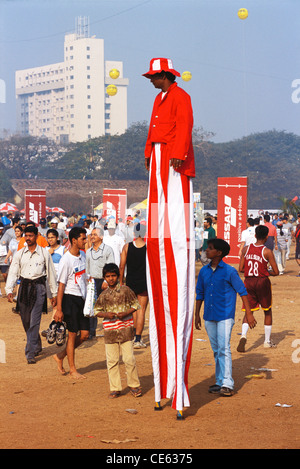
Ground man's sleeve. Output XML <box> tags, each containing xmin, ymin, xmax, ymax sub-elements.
<box><xmin>106</xmin><ymin>245</ymin><xmax>115</xmax><ymax>263</ymax></box>
<box><xmin>195</xmin><ymin>271</ymin><xmax>205</xmax><ymax>301</ymax></box>
<box><xmin>44</xmin><ymin>249</ymin><xmax>58</xmax><ymax>297</ymax></box>
<box><xmin>173</xmin><ymin>93</ymin><xmax>193</xmax><ymax>160</ymax></box>
<box><xmin>57</xmin><ymin>256</ymin><xmax>69</xmax><ymax>286</ymax></box>
<box><xmin>230</xmin><ymin>269</ymin><xmax>248</xmax><ymax>297</ymax></box>
<box><xmin>5</xmin><ymin>252</ymin><xmax>21</xmax><ymax>295</ymax></box>
<box><xmin>85</xmin><ymin>250</ymin><xmax>90</xmax><ymax>276</ymax></box>
<box><xmin>94</xmin><ymin>292</ymin><xmax>105</xmax><ymax>314</ymax></box>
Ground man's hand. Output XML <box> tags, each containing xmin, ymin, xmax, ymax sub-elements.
<box><xmin>145</xmin><ymin>158</ymin><xmax>150</xmax><ymax>171</ymax></box>
<box><xmin>54</xmin><ymin>308</ymin><xmax>64</xmax><ymax>323</ymax></box>
<box><xmin>116</xmin><ymin>311</ymin><xmax>130</xmax><ymax>320</ymax></box>
<box><xmin>50</xmin><ymin>297</ymin><xmax>57</xmax><ymax>308</ymax></box>
<box><xmin>105</xmin><ymin>311</ymin><xmax>117</xmax><ymax>320</ymax></box>
<box><xmin>170</xmin><ymin>158</ymin><xmax>184</xmax><ymax>170</ymax></box>
<box><xmin>245</xmin><ymin>312</ymin><xmax>257</xmax><ymax>329</ymax></box>
<box><xmin>7</xmin><ymin>293</ymin><xmax>14</xmax><ymax>303</ymax></box>
<box><xmin>194</xmin><ymin>311</ymin><xmax>202</xmax><ymax>330</ymax></box>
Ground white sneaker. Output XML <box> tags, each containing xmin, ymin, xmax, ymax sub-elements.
<box><xmin>264</xmin><ymin>340</ymin><xmax>277</xmax><ymax>348</ymax></box>
<box><xmin>133</xmin><ymin>340</ymin><xmax>147</xmax><ymax>349</ymax></box>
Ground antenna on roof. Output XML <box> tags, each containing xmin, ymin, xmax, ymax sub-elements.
<box><xmin>75</xmin><ymin>16</ymin><xmax>89</xmax><ymax>39</ymax></box>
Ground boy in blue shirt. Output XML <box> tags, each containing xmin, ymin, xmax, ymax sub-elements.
<box><xmin>195</xmin><ymin>238</ymin><xmax>256</xmax><ymax>396</ymax></box>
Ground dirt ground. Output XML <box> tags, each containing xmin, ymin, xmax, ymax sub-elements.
<box><xmin>1</xmin><ymin>248</ymin><xmax>300</xmax><ymax>450</ymax></box>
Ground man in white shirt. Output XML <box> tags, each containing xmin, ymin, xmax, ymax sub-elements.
<box><xmin>86</xmin><ymin>227</ymin><xmax>114</xmax><ymax>338</ymax></box>
<box><xmin>5</xmin><ymin>225</ymin><xmax>57</xmax><ymax>364</ymax></box>
<box><xmin>53</xmin><ymin>227</ymin><xmax>89</xmax><ymax>379</ymax></box>
<box><xmin>239</xmin><ymin>218</ymin><xmax>256</xmax><ymax>257</ymax></box>
<box><xmin>104</xmin><ymin>220</ymin><xmax>125</xmax><ymax>267</ymax></box>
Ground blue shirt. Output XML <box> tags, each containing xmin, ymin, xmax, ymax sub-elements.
<box><xmin>196</xmin><ymin>260</ymin><xmax>248</xmax><ymax>321</ymax></box>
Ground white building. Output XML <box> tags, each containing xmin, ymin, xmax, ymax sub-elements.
<box><xmin>15</xmin><ymin>18</ymin><xmax>128</xmax><ymax>144</ymax></box>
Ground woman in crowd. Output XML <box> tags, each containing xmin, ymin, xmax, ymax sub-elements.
<box><xmin>46</xmin><ymin>229</ymin><xmax>66</xmax><ymax>277</ymax></box>
<box><xmin>119</xmin><ymin>223</ymin><xmax>148</xmax><ymax>348</ymax></box>
<box><xmin>274</xmin><ymin>221</ymin><xmax>288</xmax><ymax>275</ymax></box>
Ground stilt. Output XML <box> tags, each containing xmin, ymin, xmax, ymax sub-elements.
<box><xmin>154</xmin><ymin>401</ymin><xmax>163</xmax><ymax>411</ymax></box>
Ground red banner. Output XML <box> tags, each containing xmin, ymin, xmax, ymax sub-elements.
<box><xmin>217</xmin><ymin>177</ymin><xmax>248</xmax><ymax>264</ymax></box>
<box><xmin>102</xmin><ymin>188</ymin><xmax>127</xmax><ymax>221</ymax></box>
<box><xmin>25</xmin><ymin>189</ymin><xmax>46</xmax><ymax>225</ymax></box>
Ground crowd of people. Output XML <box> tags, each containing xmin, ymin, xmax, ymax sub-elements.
<box><xmin>0</xmin><ymin>207</ymin><xmax>300</xmax><ymax>406</ymax></box>
<box><xmin>197</xmin><ymin>211</ymin><xmax>300</xmax><ymax>276</ymax></box>
<box><xmin>0</xmin><ymin>209</ymin><xmax>150</xmax><ymax>397</ymax></box>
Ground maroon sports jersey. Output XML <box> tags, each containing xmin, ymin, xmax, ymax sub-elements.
<box><xmin>244</xmin><ymin>243</ymin><xmax>269</xmax><ymax>278</ymax></box>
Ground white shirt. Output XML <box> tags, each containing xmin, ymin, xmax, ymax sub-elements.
<box><xmin>103</xmin><ymin>233</ymin><xmax>125</xmax><ymax>266</ymax></box>
<box><xmin>57</xmin><ymin>250</ymin><xmax>87</xmax><ymax>298</ymax></box>
<box><xmin>241</xmin><ymin>226</ymin><xmax>256</xmax><ymax>246</ymax></box>
<box><xmin>5</xmin><ymin>245</ymin><xmax>57</xmax><ymax>297</ymax></box>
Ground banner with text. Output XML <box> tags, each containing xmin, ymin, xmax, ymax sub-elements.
<box><xmin>25</xmin><ymin>189</ymin><xmax>46</xmax><ymax>225</ymax></box>
<box><xmin>217</xmin><ymin>177</ymin><xmax>248</xmax><ymax>264</ymax></box>
<box><xmin>102</xmin><ymin>188</ymin><xmax>127</xmax><ymax>221</ymax></box>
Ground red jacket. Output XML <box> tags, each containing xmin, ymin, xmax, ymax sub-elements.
<box><xmin>145</xmin><ymin>82</ymin><xmax>195</xmax><ymax>178</ymax></box>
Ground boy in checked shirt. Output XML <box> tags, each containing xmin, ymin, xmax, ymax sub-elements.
<box><xmin>94</xmin><ymin>263</ymin><xmax>142</xmax><ymax>399</ymax></box>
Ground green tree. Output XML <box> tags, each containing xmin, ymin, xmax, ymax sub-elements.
<box><xmin>0</xmin><ymin>168</ymin><xmax>14</xmax><ymax>201</ymax></box>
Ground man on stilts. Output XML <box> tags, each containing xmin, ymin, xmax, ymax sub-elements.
<box><xmin>143</xmin><ymin>58</ymin><xmax>195</xmax><ymax>419</ymax></box>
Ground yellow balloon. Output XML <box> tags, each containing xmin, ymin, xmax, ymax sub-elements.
<box><xmin>238</xmin><ymin>8</ymin><xmax>248</xmax><ymax>19</ymax></box>
<box><xmin>106</xmin><ymin>84</ymin><xmax>118</xmax><ymax>96</ymax></box>
<box><xmin>109</xmin><ymin>68</ymin><xmax>120</xmax><ymax>79</ymax></box>
<box><xmin>182</xmin><ymin>71</ymin><xmax>192</xmax><ymax>82</ymax></box>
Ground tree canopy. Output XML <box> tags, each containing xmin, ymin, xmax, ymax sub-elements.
<box><xmin>1</xmin><ymin>125</ymin><xmax>300</xmax><ymax>209</ymax></box>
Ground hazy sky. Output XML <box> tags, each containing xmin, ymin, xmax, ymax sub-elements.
<box><xmin>0</xmin><ymin>0</ymin><xmax>299</xmax><ymax>143</ymax></box>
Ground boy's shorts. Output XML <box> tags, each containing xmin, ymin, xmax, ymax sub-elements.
<box><xmin>0</xmin><ymin>265</ymin><xmax>9</xmax><ymax>274</ymax></box>
<box><xmin>243</xmin><ymin>277</ymin><xmax>272</xmax><ymax>312</ymax></box>
<box><xmin>62</xmin><ymin>294</ymin><xmax>90</xmax><ymax>333</ymax></box>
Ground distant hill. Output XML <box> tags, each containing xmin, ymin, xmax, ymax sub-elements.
<box><xmin>194</xmin><ymin>130</ymin><xmax>300</xmax><ymax>208</ymax></box>
<box><xmin>1</xmin><ymin>126</ymin><xmax>300</xmax><ymax>209</ymax></box>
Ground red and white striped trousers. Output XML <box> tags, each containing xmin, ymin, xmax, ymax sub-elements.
<box><xmin>146</xmin><ymin>143</ymin><xmax>195</xmax><ymax>411</ymax></box>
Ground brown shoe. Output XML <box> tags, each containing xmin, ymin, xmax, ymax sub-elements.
<box><xmin>129</xmin><ymin>387</ymin><xmax>142</xmax><ymax>398</ymax></box>
<box><xmin>220</xmin><ymin>387</ymin><xmax>234</xmax><ymax>397</ymax></box>
<box><xmin>237</xmin><ymin>336</ymin><xmax>247</xmax><ymax>353</ymax></box>
<box><xmin>109</xmin><ymin>391</ymin><xmax>121</xmax><ymax>399</ymax></box>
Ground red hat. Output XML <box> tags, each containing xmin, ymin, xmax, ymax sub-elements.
<box><xmin>143</xmin><ymin>58</ymin><xmax>181</xmax><ymax>78</ymax></box>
